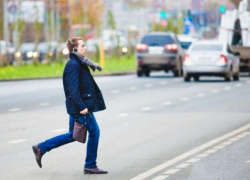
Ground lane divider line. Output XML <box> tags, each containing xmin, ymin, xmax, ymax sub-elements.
<box><xmin>162</xmin><ymin>102</ymin><xmax>172</xmax><ymax>106</ymax></box>
<box><xmin>130</xmin><ymin>123</ymin><xmax>250</xmax><ymax>180</ymax></box>
<box><xmin>186</xmin><ymin>158</ymin><xmax>200</xmax><ymax>163</ymax></box>
<box><xmin>51</xmin><ymin>129</ymin><xmax>67</xmax><ymax>133</ymax></box>
<box><xmin>118</xmin><ymin>113</ymin><xmax>129</xmax><ymax>117</ymax></box>
<box><xmin>39</xmin><ymin>102</ymin><xmax>51</xmax><ymax>106</ymax></box>
<box><xmin>141</xmin><ymin>107</ymin><xmax>152</xmax><ymax>111</ymax></box>
<box><xmin>8</xmin><ymin>108</ymin><xmax>22</xmax><ymax>112</ymax></box>
<box><xmin>8</xmin><ymin>139</ymin><xmax>27</xmax><ymax>144</ymax></box>
<box><xmin>196</xmin><ymin>154</ymin><xmax>210</xmax><ymax>158</ymax></box>
<box><xmin>150</xmin><ymin>131</ymin><xmax>250</xmax><ymax>180</ymax></box>
<box><xmin>176</xmin><ymin>163</ymin><xmax>191</xmax><ymax>169</ymax></box>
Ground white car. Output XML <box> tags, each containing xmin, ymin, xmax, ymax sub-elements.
<box><xmin>183</xmin><ymin>40</ymin><xmax>240</xmax><ymax>82</ymax></box>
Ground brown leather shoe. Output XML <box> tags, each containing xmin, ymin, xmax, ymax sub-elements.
<box><xmin>84</xmin><ymin>167</ymin><xmax>108</xmax><ymax>174</ymax></box>
<box><xmin>32</xmin><ymin>145</ymin><xmax>43</xmax><ymax>168</ymax></box>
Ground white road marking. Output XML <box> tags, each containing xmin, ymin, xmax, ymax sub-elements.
<box><xmin>180</xmin><ymin>97</ymin><xmax>189</xmax><ymax>101</ymax></box>
<box><xmin>130</xmin><ymin>122</ymin><xmax>250</xmax><ymax>180</ymax></box>
<box><xmin>224</xmin><ymin>87</ymin><xmax>231</xmax><ymax>91</ymax></box>
<box><xmin>235</xmin><ymin>83</ymin><xmax>242</xmax><ymax>87</ymax></box>
<box><xmin>205</xmin><ymin>149</ymin><xmax>218</xmax><ymax>154</ymax></box>
<box><xmin>162</xmin><ymin>101</ymin><xmax>172</xmax><ymax>106</ymax></box>
<box><xmin>228</xmin><ymin>137</ymin><xmax>240</xmax><ymax>142</ymax></box>
<box><xmin>39</xmin><ymin>102</ymin><xmax>51</xmax><ymax>106</ymax></box>
<box><xmin>117</xmin><ymin>113</ymin><xmax>129</xmax><ymax>117</ymax></box>
<box><xmin>213</xmin><ymin>145</ymin><xmax>225</xmax><ymax>150</ymax></box>
<box><xmin>236</xmin><ymin>134</ymin><xmax>247</xmax><ymax>138</ymax></box>
<box><xmin>176</xmin><ymin>163</ymin><xmax>191</xmax><ymax>168</ymax></box>
<box><xmin>211</xmin><ymin>89</ymin><xmax>220</xmax><ymax>94</ymax></box>
<box><xmin>8</xmin><ymin>108</ymin><xmax>22</xmax><ymax>112</ymax></box>
<box><xmin>242</xmin><ymin>132</ymin><xmax>250</xmax><ymax>135</ymax></box>
<box><xmin>152</xmin><ymin>175</ymin><xmax>169</xmax><ymax>180</ymax></box>
<box><xmin>51</xmin><ymin>129</ymin><xmax>67</xmax><ymax>133</ymax></box>
<box><xmin>174</xmin><ymin>79</ymin><xmax>181</xmax><ymax>82</ymax></box>
<box><xmin>146</xmin><ymin>84</ymin><xmax>153</xmax><ymax>88</ymax></box>
<box><xmin>111</xmin><ymin>90</ymin><xmax>120</xmax><ymax>94</ymax></box>
<box><xmin>197</xmin><ymin>93</ymin><xmax>205</xmax><ymax>98</ymax></box>
<box><xmin>245</xmin><ymin>160</ymin><xmax>250</xmax><ymax>163</ymax></box>
<box><xmin>129</xmin><ymin>87</ymin><xmax>137</xmax><ymax>91</ymax></box>
<box><xmin>141</xmin><ymin>107</ymin><xmax>152</xmax><ymax>111</ymax></box>
<box><xmin>8</xmin><ymin>139</ymin><xmax>27</xmax><ymax>144</ymax></box>
<box><xmin>164</xmin><ymin>169</ymin><xmax>180</xmax><ymax>174</ymax></box>
<box><xmin>186</xmin><ymin>158</ymin><xmax>200</xmax><ymax>163</ymax></box>
<box><xmin>221</xmin><ymin>141</ymin><xmax>233</xmax><ymax>146</ymax></box>
<box><xmin>196</xmin><ymin>154</ymin><xmax>210</xmax><ymax>158</ymax></box>
<box><xmin>160</xmin><ymin>81</ymin><xmax>167</xmax><ymax>85</ymax></box>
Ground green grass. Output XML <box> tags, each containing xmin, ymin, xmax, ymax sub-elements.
<box><xmin>0</xmin><ymin>55</ymin><xmax>136</xmax><ymax>80</ymax></box>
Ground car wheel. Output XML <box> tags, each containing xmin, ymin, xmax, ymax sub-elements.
<box><xmin>137</xmin><ymin>70</ymin><xmax>143</xmax><ymax>77</ymax></box>
<box><xmin>184</xmin><ymin>74</ymin><xmax>191</xmax><ymax>82</ymax></box>
<box><xmin>233</xmin><ymin>73</ymin><xmax>239</xmax><ymax>81</ymax></box>
<box><xmin>225</xmin><ymin>71</ymin><xmax>232</xmax><ymax>82</ymax></box>
<box><xmin>194</xmin><ymin>75</ymin><xmax>200</xmax><ymax>82</ymax></box>
<box><xmin>144</xmin><ymin>70</ymin><xmax>150</xmax><ymax>77</ymax></box>
<box><xmin>173</xmin><ymin>70</ymin><xmax>180</xmax><ymax>77</ymax></box>
<box><xmin>164</xmin><ymin>69</ymin><xmax>169</xmax><ymax>73</ymax></box>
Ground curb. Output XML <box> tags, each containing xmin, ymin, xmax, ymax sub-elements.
<box><xmin>0</xmin><ymin>71</ymin><xmax>135</xmax><ymax>82</ymax></box>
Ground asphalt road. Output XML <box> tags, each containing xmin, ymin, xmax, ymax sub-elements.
<box><xmin>0</xmin><ymin>72</ymin><xmax>250</xmax><ymax>180</ymax></box>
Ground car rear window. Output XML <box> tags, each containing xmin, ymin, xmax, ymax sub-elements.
<box><xmin>141</xmin><ymin>35</ymin><xmax>174</xmax><ymax>46</ymax></box>
<box><xmin>191</xmin><ymin>44</ymin><xmax>223</xmax><ymax>51</ymax></box>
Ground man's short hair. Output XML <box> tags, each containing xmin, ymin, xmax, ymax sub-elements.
<box><xmin>66</xmin><ymin>37</ymin><xmax>82</xmax><ymax>52</ymax></box>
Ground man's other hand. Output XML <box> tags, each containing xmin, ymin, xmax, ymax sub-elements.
<box><xmin>80</xmin><ymin>108</ymin><xmax>89</xmax><ymax>115</ymax></box>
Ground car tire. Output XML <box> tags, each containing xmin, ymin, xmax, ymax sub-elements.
<box><xmin>184</xmin><ymin>74</ymin><xmax>191</xmax><ymax>82</ymax></box>
<box><xmin>173</xmin><ymin>70</ymin><xmax>180</xmax><ymax>77</ymax></box>
<box><xmin>225</xmin><ymin>71</ymin><xmax>232</xmax><ymax>82</ymax></box>
<box><xmin>233</xmin><ymin>73</ymin><xmax>240</xmax><ymax>81</ymax></box>
<box><xmin>144</xmin><ymin>70</ymin><xmax>150</xmax><ymax>77</ymax></box>
<box><xmin>194</xmin><ymin>75</ymin><xmax>200</xmax><ymax>82</ymax></box>
<box><xmin>137</xmin><ymin>70</ymin><xmax>143</xmax><ymax>77</ymax></box>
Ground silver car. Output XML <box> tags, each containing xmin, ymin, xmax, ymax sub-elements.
<box><xmin>136</xmin><ymin>32</ymin><xmax>183</xmax><ymax>77</ymax></box>
<box><xmin>183</xmin><ymin>40</ymin><xmax>240</xmax><ymax>82</ymax></box>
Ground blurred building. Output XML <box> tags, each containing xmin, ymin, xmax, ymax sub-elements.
<box><xmin>103</xmin><ymin>0</ymin><xmax>150</xmax><ymax>36</ymax></box>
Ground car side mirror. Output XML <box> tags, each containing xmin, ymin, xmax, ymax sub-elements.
<box><xmin>234</xmin><ymin>52</ymin><xmax>240</xmax><ymax>56</ymax></box>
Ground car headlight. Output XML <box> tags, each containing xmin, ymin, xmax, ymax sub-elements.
<box><xmin>27</xmin><ymin>51</ymin><xmax>33</xmax><ymax>58</ymax></box>
<box><xmin>49</xmin><ymin>52</ymin><xmax>53</xmax><ymax>57</ymax></box>
<box><xmin>63</xmin><ymin>48</ymin><xmax>69</xmax><ymax>55</ymax></box>
<box><xmin>15</xmin><ymin>52</ymin><xmax>21</xmax><ymax>58</ymax></box>
<box><xmin>33</xmin><ymin>52</ymin><xmax>39</xmax><ymax>57</ymax></box>
<box><xmin>122</xmin><ymin>47</ymin><xmax>128</xmax><ymax>53</ymax></box>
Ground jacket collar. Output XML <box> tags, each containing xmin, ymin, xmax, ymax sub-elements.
<box><xmin>69</xmin><ymin>52</ymin><xmax>85</xmax><ymax>65</ymax></box>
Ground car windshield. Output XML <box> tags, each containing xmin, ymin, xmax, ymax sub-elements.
<box><xmin>141</xmin><ymin>35</ymin><xmax>174</xmax><ymax>46</ymax></box>
<box><xmin>191</xmin><ymin>44</ymin><xmax>223</xmax><ymax>51</ymax></box>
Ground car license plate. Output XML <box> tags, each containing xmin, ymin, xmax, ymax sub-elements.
<box><xmin>148</xmin><ymin>47</ymin><xmax>164</xmax><ymax>54</ymax></box>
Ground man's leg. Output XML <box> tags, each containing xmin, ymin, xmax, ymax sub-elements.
<box><xmin>38</xmin><ymin>115</ymin><xmax>76</xmax><ymax>154</ymax></box>
<box><xmin>84</xmin><ymin>113</ymin><xmax>100</xmax><ymax>169</ymax></box>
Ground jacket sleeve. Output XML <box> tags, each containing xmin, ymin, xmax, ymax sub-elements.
<box><xmin>66</xmin><ymin>63</ymin><xmax>87</xmax><ymax>111</ymax></box>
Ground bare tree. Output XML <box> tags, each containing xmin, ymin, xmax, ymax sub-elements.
<box><xmin>230</xmin><ymin>0</ymin><xmax>241</xmax><ymax>8</ymax></box>
<box><xmin>32</xmin><ymin>4</ymin><xmax>43</xmax><ymax>65</ymax></box>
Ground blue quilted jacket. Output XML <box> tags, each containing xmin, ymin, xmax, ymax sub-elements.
<box><xmin>63</xmin><ymin>53</ymin><xmax>106</xmax><ymax>115</ymax></box>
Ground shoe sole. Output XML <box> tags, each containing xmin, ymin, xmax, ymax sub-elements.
<box><xmin>32</xmin><ymin>146</ymin><xmax>42</xmax><ymax>168</ymax></box>
<box><xmin>84</xmin><ymin>170</ymin><xmax>108</xmax><ymax>174</ymax></box>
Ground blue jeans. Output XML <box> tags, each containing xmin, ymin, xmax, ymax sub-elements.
<box><xmin>38</xmin><ymin>112</ymin><xmax>100</xmax><ymax>168</ymax></box>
